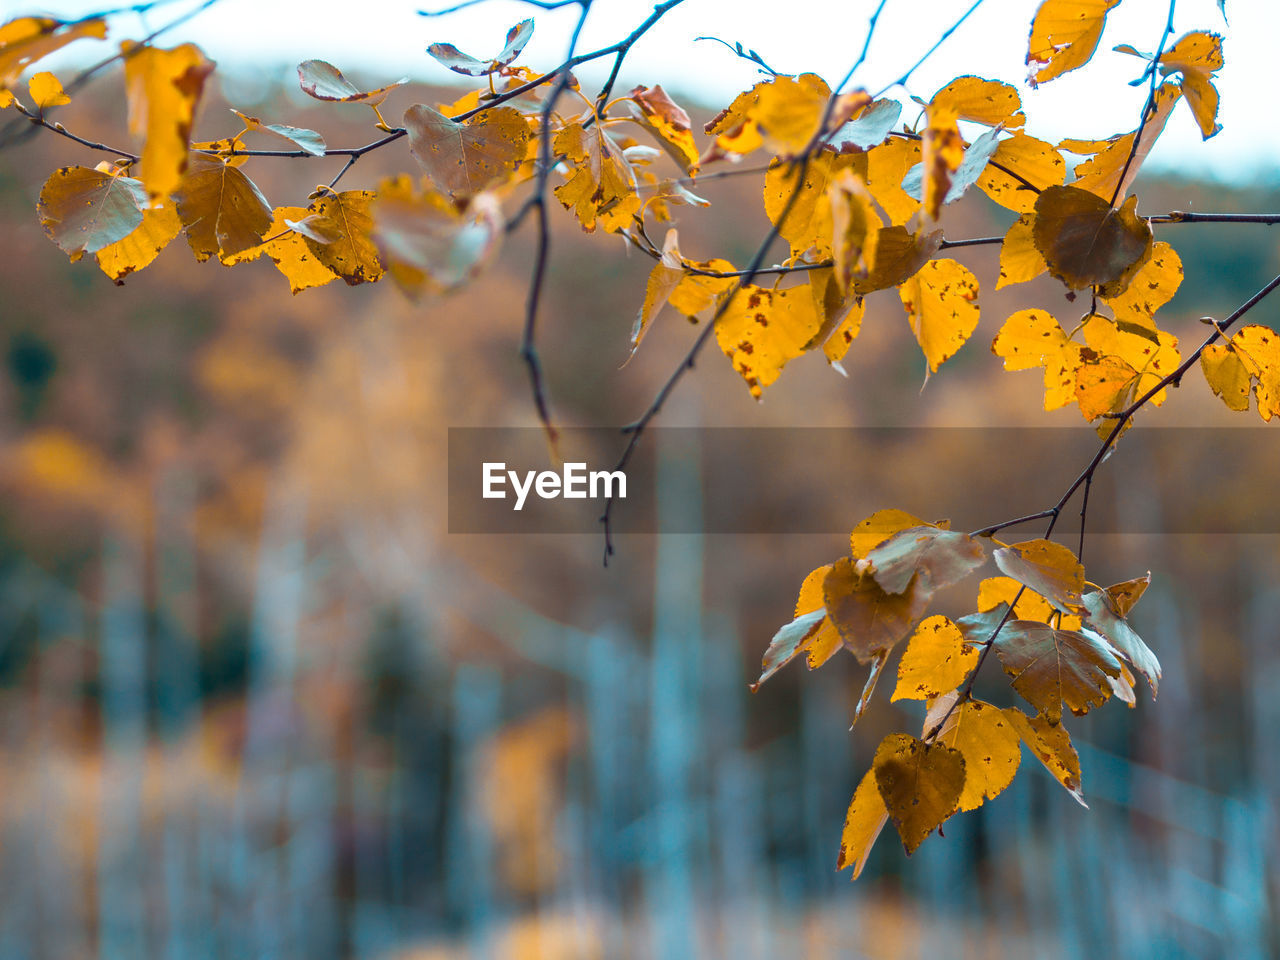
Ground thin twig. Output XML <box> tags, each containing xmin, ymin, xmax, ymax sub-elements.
<box><xmin>873</xmin><ymin>0</ymin><xmax>988</xmax><ymax>99</ymax></box>
<box><xmin>1107</xmin><ymin>0</ymin><xmax>1177</xmax><ymax>208</ymax></box>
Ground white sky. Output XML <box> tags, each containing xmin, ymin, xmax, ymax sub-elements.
<box><xmin>21</xmin><ymin>0</ymin><xmax>1271</xmax><ymax>182</ymax></box>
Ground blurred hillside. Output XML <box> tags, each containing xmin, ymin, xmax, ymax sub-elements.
<box><xmin>0</xmin><ymin>70</ymin><xmax>1276</xmax><ymax>958</ymax></box>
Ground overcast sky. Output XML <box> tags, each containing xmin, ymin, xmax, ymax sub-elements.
<box><xmin>25</xmin><ymin>0</ymin><xmax>1269</xmax><ymax>182</ymax></box>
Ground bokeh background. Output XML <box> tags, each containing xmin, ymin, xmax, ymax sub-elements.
<box><xmin>0</xmin><ymin>2</ymin><xmax>1277</xmax><ymax>957</ymax></box>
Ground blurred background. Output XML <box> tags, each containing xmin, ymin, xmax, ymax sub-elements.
<box><xmin>0</xmin><ymin>2</ymin><xmax>1278</xmax><ymax>957</ymax></box>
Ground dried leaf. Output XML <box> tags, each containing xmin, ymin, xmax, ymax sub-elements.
<box><xmin>752</xmin><ymin>608</ymin><xmax>826</xmax><ymax>691</ymax></box>
<box><xmin>992</xmin><ymin>620</ymin><xmax>1123</xmax><ymax>722</ymax></box>
<box><xmin>992</xmin><ymin>539</ymin><xmax>1084</xmax><ymax>613</ymax></box>
<box><xmin>866</xmin><ymin>525</ymin><xmax>986</xmax><ymax>596</ymax></box>
<box><xmin>873</xmin><ymin>733</ymin><xmax>965</xmax><ymax>855</ymax></box>
<box><xmin>1004</xmin><ymin>706</ymin><xmax>1086</xmax><ymax>805</ymax></box>
<box><xmin>852</xmin><ymin>650</ymin><xmax>890</xmax><ymax>726</ymax></box>
<box><xmin>824</xmin><ymin>557</ymin><xmax>927</xmax><ymax>663</ymax></box>
<box><xmin>554</xmin><ymin>121</ymin><xmax>640</xmax><ymax>233</ymax></box>
<box><xmin>1081</xmin><ymin>587</ymin><xmax>1160</xmax><ymax>696</ymax></box>
<box><xmin>38</xmin><ymin>165</ymin><xmax>145</xmax><ymax>260</ymax></box>
<box><xmin>173</xmin><ymin>153</ymin><xmax>272</xmax><ymax>261</ymax></box>
<box><xmin>297</xmin><ymin>189</ymin><xmax>384</xmax><ymax>285</ymax></box>
<box><xmin>428</xmin><ymin>18</ymin><xmax>534</xmax><ymax>76</ymax></box>
<box><xmin>123</xmin><ymin>41</ymin><xmax>215</xmax><ymax>201</ymax></box>
<box><xmin>1033</xmin><ymin>186</ymin><xmax>1152</xmax><ymax>290</ymax></box>
<box><xmin>297</xmin><ymin>59</ymin><xmax>406</xmax><ymax>105</ymax></box>
<box><xmin>627</xmin><ymin>84</ymin><xmax>699</xmax><ymax>172</ymax></box>
<box><xmin>405</xmin><ymin>103</ymin><xmax>530</xmax><ymax>198</ymax></box>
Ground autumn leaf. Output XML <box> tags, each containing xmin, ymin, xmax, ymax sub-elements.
<box><xmin>232</xmin><ymin>109</ymin><xmax>325</xmax><ymax>155</ymax></box>
<box><xmin>820</xmin><ymin>294</ymin><xmax>865</xmax><ymax>366</ymax></box>
<box><xmin>929</xmin><ymin>76</ymin><xmax>1025</xmax><ymax>128</ymax></box>
<box><xmin>405</xmin><ymin>103</ymin><xmax>530</xmax><ymax>198</ymax></box>
<box><xmin>1027</xmin><ymin>0</ymin><xmax>1123</xmax><ymax>86</ymax></box>
<box><xmin>763</xmin><ymin>152</ymin><xmax>855</xmax><ymax>259</ymax></box>
<box><xmin>903</xmin><ymin>127</ymin><xmax>1001</xmax><ymax>210</ymax></box>
<box><xmin>837</xmin><ymin>769</ymin><xmax>888</xmax><ymax>878</ymax></box>
<box><xmin>1225</xmin><ymin>324</ymin><xmax>1280</xmax><ymax>421</ymax></box>
<box><xmin>666</xmin><ymin>261</ymin><xmax>736</xmax><ymax>320</ymax></box>
<box><xmin>1100</xmin><ymin>241</ymin><xmax>1181</xmax><ymax>336</ymax></box>
<box><xmin>1033</xmin><ymin>186</ymin><xmax>1152</xmax><ymax>290</ymax></box>
<box><xmin>976</xmin><ymin>133</ymin><xmax>1066</xmax><ymax>213</ymax></box>
<box><xmin>627</xmin><ymin>85</ymin><xmax>699</xmax><ymax>172</ymax></box>
<box><xmin>918</xmin><ymin>104</ymin><xmax>963</xmax><ymax>221</ymax></box>
<box><xmin>222</xmin><ymin>205</ymin><xmax>337</xmax><ymax>294</ymax></box>
<box><xmin>926</xmin><ymin>695</ymin><xmax>1021</xmax><ymax>811</ymax></box>
<box><xmin>977</xmin><ymin>575</ymin><xmax>1081</xmax><ymax>629</ymax></box>
<box><xmin>173</xmin><ymin>153</ymin><xmax>272</xmax><ymax>261</ymax></box>
<box><xmin>122</xmin><ymin>41</ymin><xmax>215</xmax><ymax>201</ymax></box>
<box><xmin>714</xmin><ymin>284</ymin><xmax>823</xmax><ymax>397</ymax></box>
<box><xmin>872</xmin><ymin>733</ymin><xmax>965</xmax><ymax>855</ymax></box>
<box><xmin>746</xmin><ymin>73</ymin><xmax>828</xmax><ymax>156</ymax></box>
<box><xmin>991</xmin><ymin>308</ymin><xmax>1069</xmax><ymax>371</ymax></box>
<box><xmin>632</xmin><ymin>229</ymin><xmax>685</xmax><ymax>354</ymax></box>
<box><xmin>851</xmin><ymin>650</ymin><xmax>890</xmax><ymax>726</ymax></box>
<box><xmin>1200</xmin><ymin>342</ymin><xmax>1251</xmax><ymax>412</ymax></box>
<box><xmin>828</xmin><ymin>169</ymin><xmax>881</xmax><ymax>291</ymax></box>
<box><xmin>38</xmin><ymin>165</ymin><xmax>146</xmax><ymax>260</ymax></box>
<box><xmin>1081</xmin><ymin>313</ymin><xmax>1180</xmax><ymax>408</ymax></box>
<box><xmin>297</xmin><ymin>59</ymin><xmax>406</xmax><ymax>126</ymax></box>
<box><xmin>891</xmin><ymin>616</ymin><xmax>979</xmax><ymax>702</ymax></box>
<box><xmin>1004</xmin><ymin>707</ymin><xmax>1086</xmax><ymax>805</ymax></box>
<box><xmin>0</xmin><ymin>17</ymin><xmax>106</xmax><ymax>96</ymax></box>
<box><xmin>1081</xmin><ymin>585</ymin><xmax>1160</xmax><ymax>696</ymax></box>
<box><xmin>27</xmin><ymin>71</ymin><xmax>69</xmax><ymax>110</ymax></box>
<box><xmin>996</xmin><ymin>214</ymin><xmax>1048</xmax><ymax>289</ymax></box>
<box><xmin>751</xmin><ymin>608</ymin><xmax>826</xmax><ymax>692</ymax></box>
<box><xmin>793</xmin><ymin>563</ymin><xmax>844</xmax><ymax>669</ymax></box>
<box><xmin>554</xmin><ymin>121</ymin><xmax>641</xmax><ymax>233</ymax></box>
<box><xmin>865</xmin><ymin>525</ymin><xmax>986</xmax><ymax>596</ymax></box>
<box><xmin>827</xmin><ymin>98</ymin><xmax>902</xmax><ymax>153</ymax></box>
<box><xmin>864</xmin><ymin>138</ymin><xmax>922</xmax><ymax>225</ymax></box>
<box><xmin>372</xmin><ymin>174</ymin><xmax>503</xmax><ymax>299</ymax></box>
<box><xmin>427</xmin><ymin>18</ymin><xmax>534</xmax><ymax>76</ymax></box>
<box><xmin>1158</xmin><ymin>31</ymin><xmax>1224</xmax><ymax>139</ymax></box>
<box><xmin>95</xmin><ymin>199</ymin><xmax>182</xmax><ymax>284</ymax></box>
<box><xmin>991</xmin><ymin>619</ymin><xmax>1123</xmax><ymax>723</ymax></box>
<box><xmin>850</xmin><ymin>508</ymin><xmax>933</xmax><ymax>559</ymax></box>
<box><xmin>824</xmin><ymin>557</ymin><xmax>927</xmax><ymax>663</ymax></box>
<box><xmin>899</xmin><ymin>258</ymin><xmax>980</xmax><ymax>373</ymax></box>
<box><xmin>992</xmin><ymin>539</ymin><xmax>1084</xmax><ymax>613</ymax></box>
<box><xmin>1066</xmin><ymin>83</ymin><xmax>1182</xmax><ymax>201</ymax></box>
<box><xmin>291</xmin><ymin>189</ymin><xmax>384</xmax><ymax>285</ymax></box>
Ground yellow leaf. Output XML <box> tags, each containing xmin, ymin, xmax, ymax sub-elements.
<box><xmin>404</xmin><ymin>103</ymin><xmax>530</xmax><ymax>197</ymax></box>
<box><xmin>372</xmin><ymin>174</ymin><xmax>502</xmax><ymax>299</ymax></box>
<box><xmin>853</xmin><ymin>225</ymin><xmax>940</xmax><ymax>295</ymax></box>
<box><xmin>929</xmin><ymin>75</ymin><xmax>1025</xmax><ymax>128</ymax></box>
<box><xmin>27</xmin><ymin>70</ymin><xmax>68</xmax><ymax>109</ymax></box>
<box><xmin>553</xmin><ymin>122</ymin><xmax>640</xmax><ymax>233</ymax></box>
<box><xmin>1026</xmin><ymin>0</ymin><xmax>1123</xmax><ymax>86</ymax></box>
<box><xmin>632</xmin><ymin>228</ymin><xmax>684</xmax><ymax>354</ymax></box>
<box><xmin>1081</xmin><ymin>313</ymin><xmax>1180</xmax><ymax>406</ymax></box>
<box><xmin>927</xmin><ymin>697</ymin><xmax>1021</xmax><ymax>811</ymax></box>
<box><xmin>837</xmin><ymin>769</ymin><xmax>888</xmax><ymax>878</ymax></box>
<box><xmin>850</xmin><ymin>509</ymin><xmax>933</xmax><ymax>559</ymax></box>
<box><xmin>95</xmin><ymin>199</ymin><xmax>181</xmax><ymax>283</ymax></box>
<box><xmin>173</xmin><ymin>153</ymin><xmax>272</xmax><ymax>261</ymax></box>
<box><xmin>627</xmin><ymin>84</ymin><xmax>698</xmax><ymax>172</ymax></box>
<box><xmin>1198</xmin><ymin>344</ymin><xmax>1249</xmax><ymax>412</ymax></box>
<box><xmin>1230</xmin><ymin>324</ymin><xmax>1280</xmax><ymax>421</ymax></box>
<box><xmin>0</xmin><ymin>17</ymin><xmax>106</xmax><ymax>91</ymax></box>
<box><xmin>891</xmin><ymin>616</ymin><xmax>979</xmax><ymax>702</ymax></box>
<box><xmin>1100</xmin><ymin>241</ymin><xmax>1181</xmax><ymax>335</ymax></box>
<box><xmin>1043</xmin><ymin>341</ymin><xmax>1089</xmax><ymax>411</ymax></box>
<box><xmin>977</xmin><ymin>576</ymin><xmax>1064</xmax><ymax>624</ymax></box>
<box><xmin>864</xmin><ymin>137</ymin><xmax>921</xmax><ymax>225</ymax></box>
<box><xmin>714</xmin><ymin>284</ymin><xmax>823</xmax><ymax>397</ymax></box>
<box><xmin>37</xmin><ymin>165</ymin><xmax>145</xmax><ymax>261</ymax></box>
<box><xmin>122</xmin><ymin>41</ymin><xmax>215</xmax><ymax>201</ymax></box>
<box><xmin>223</xmin><ymin>205</ymin><xmax>337</xmax><ymax>295</ymax></box>
<box><xmin>1067</xmin><ymin>83</ymin><xmax>1181</xmax><ymax>201</ymax></box>
<box><xmin>1159</xmin><ymin>31</ymin><xmax>1223</xmax><ymax>139</ymax></box>
<box><xmin>751</xmin><ymin>608</ymin><xmax>826</xmax><ymax>692</ymax></box>
<box><xmin>822</xmin><ymin>296</ymin><xmax>866</xmax><ymax>365</ymax></box>
<box><xmin>872</xmin><ymin>733</ymin><xmax>965</xmax><ymax>855</ymax></box>
<box><xmin>824</xmin><ymin>557</ymin><xmax>927</xmax><ymax>662</ymax></box>
<box><xmin>992</xmin><ymin>308</ymin><xmax>1068</xmax><ymax>371</ymax></box>
<box><xmin>1004</xmin><ymin>707</ymin><xmax>1086</xmax><ymax>805</ymax></box>
<box><xmin>992</xmin><ymin>539</ymin><xmax>1084</xmax><ymax>613</ymax></box>
<box><xmin>1033</xmin><ymin>187</ymin><xmax>1152</xmax><ymax>290</ymax></box>
<box><xmin>828</xmin><ymin>169</ymin><xmax>881</xmax><ymax>291</ymax></box>
<box><xmin>899</xmin><ymin>258</ymin><xmax>980</xmax><ymax>373</ymax></box>
<box><xmin>762</xmin><ymin>152</ymin><xmax>858</xmax><ymax>259</ymax></box>
<box><xmin>297</xmin><ymin>189</ymin><xmax>384</xmax><ymax>285</ymax></box>
<box><xmin>1076</xmin><ymin>354</ymin><xmax>1138</xmax><ymax>421</ymax></box>
<box><xmin>920</xmin><ymin>105</ymin><xmax>963</xmax><ymax>221</ymax></box>
<box><xmin>795</xmin><ymin>563</ymin><xmax>843</xmax><ymax>669</ymax></box>
<box><xmin>667</xmin><ymin>260</ymin><xmax>736</xmax><ymax>319</ymax></box>
<box><xmin>747</xmin><ymin>73</ymin><xmax>829</xmax><ymax>156</ymax></box>
<box><xmin>996</xmin><ymin>213</ymin><xmax>1048</xmax><ymax>289</ymax></box>
<box><xmin>976</xmin><ymin>133</ymin><xmax>1066</xmax><ymax>213</ymax></box>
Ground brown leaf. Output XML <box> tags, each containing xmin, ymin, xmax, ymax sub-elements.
<box><xmin>174</xmin><ymin>153</ymin><xmax>272</xmax><ymax>261</ymax></box>
<box><xmin>872</xmin><ymin>733</ymin><xmax>965</xmax><ymax>855</ymax></box>
<box><xmin>1033</xmin><ymin>186</ymin><xmax>1152</xmax><ymax>290</ymax></box>
<box><xmin>992</xmin><ymin>620</ymin><xmax>1123</xmax><ymax>723</ymax></box>
<box><xmin>866</xmin><ymin>525</ymin><xmax>987</xmax><ymax>596</ymax></box>
<box><xmin>824</xmin><ymin>557</ymin><xmax>927</xmax><ymax>663</ymax></box>
<box><xmin>992</xmin><ymin>539</ymin><xmax>1084</xmax><ymax>613</ymax></box>
<box><xmin>405</xmin><ymin>103</ymin><xmax>530</xmax><ymax>198</ymax></box>
<box><xmin>1003</xmin><ymin>706</ymin><xmax>1086</xmax><ymax>805</ymax></box>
